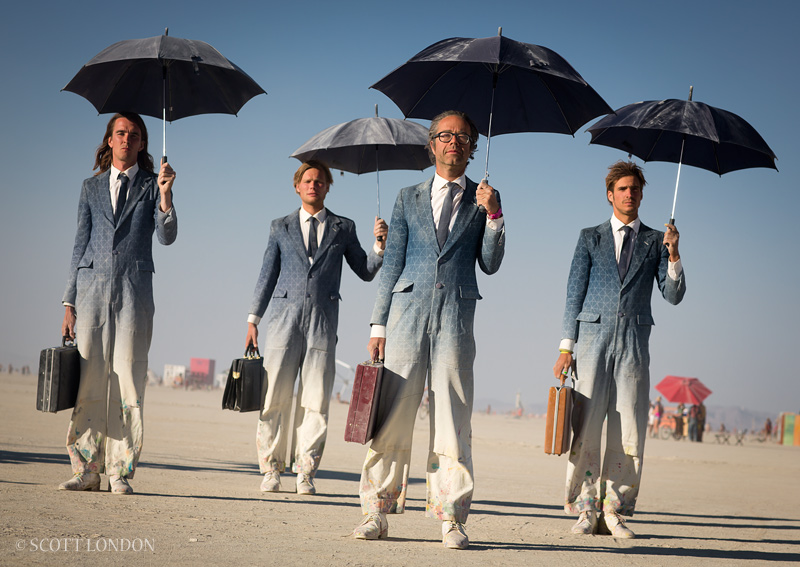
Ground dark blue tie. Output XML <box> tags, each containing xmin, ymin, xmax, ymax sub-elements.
<box><xmin>307</xmin><ymin>216</ymin><xmax>319</xmax><ymax>260</ymax></box>
<box><xmin>618</xmin><ymin>225</ymin><xmax>634</xmax><ymax>281</ymax></box>
<box><xmin>436</xmin><ymin>182</ymin><xmax>458</xmax><ymax>250</ymax></box>
<box><xmin>115</xmin><ymin>173</ymin><xmax>129</xmax><ymax>224</ymax></box>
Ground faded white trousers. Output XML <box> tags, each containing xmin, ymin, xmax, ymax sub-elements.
<box><xmin>359</xmin><ymin>329</ymin><xmax>475</xmax><ymax>524</ymax></box>
<box><xmin>67</xmin><ymin>303</ymin><xmax>151</xmax><ymax>478</ymax></box>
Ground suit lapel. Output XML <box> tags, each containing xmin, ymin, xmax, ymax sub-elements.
<box><xmin>441</xmin><ymin>178</ymin><xmax>479</xmax><ymax>255</ymax></box>
<box><xmin>413</xmin><ymin>178</ymin><xmax>439</xmax><ymax>252</ymax></box>
<box><xmin>284</xmin><ymin>210</ymin><xmax>308</xmax><ymax>262</ymax></box>
<box><xmin>316</xmin><ymin>209</ymin><xmax>340</xmax><ymax>260</ymax></box>
<box><xmin>624</xmin><ymin>224</ymin><xmax>657</xmax><ymax>285</ymax></box>
<box><xmin>116</xmin><ymin>170</ymin><xmax>150</xmax><ymax>227</ymax></box>
<box><xmin>91</xmin><ymin>171</ymin><xmax>115</xmax><ymax>225</ymax></box>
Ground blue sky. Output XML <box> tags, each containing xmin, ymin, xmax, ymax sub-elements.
<box><xmin>1</xmin><ymin>0</ymin><xmax>797</xmax><ymax>415</ymax></box>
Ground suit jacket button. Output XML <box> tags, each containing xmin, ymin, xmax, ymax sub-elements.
<box><xmin>112</xmin><ymin>250</ymin><xmax>119</xmax><ymax>256</ymax></box>
<box><xmin>618</xmin><ymin>311</ymin><xmax>625</xmax><ymax>317</ymax></box>
<box><xmin>435</xmin><ymin>283</ymin><xmax>444</xmax><ymax>289</ymax></box>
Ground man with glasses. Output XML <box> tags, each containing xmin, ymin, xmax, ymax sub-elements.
<box><xmin>352</xmin><ymin>110</ymin><xmax>505</xmax><ymax>549</ymax></box>
<box><xmin>553</xmin><ymin>161</ymin><xmax>685</xmax><ymax>538</ymax></box>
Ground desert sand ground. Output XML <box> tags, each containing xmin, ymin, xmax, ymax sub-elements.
<box><xmin>1</xmin><ymin>371</ymin><xmax>798</xmax><ymax>567</ymax></box>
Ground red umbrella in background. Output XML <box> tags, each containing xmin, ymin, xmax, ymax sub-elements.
<box><xmin>655</xmin><ymin>376</ymin><xmax>712</xmax><ymax>405</ymax></box>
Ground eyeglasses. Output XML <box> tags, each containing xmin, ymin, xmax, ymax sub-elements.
<box><xmin>434</xmin><ymin>131</ymin><xmax>473</xmax><ymax>145</ymax></box>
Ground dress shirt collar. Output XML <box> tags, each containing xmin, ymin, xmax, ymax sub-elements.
<box><xmin>299</xmin><ymin>207</ymin><xmax>327</xmax><ymax>225</ymax></box>
<box><xmin>110</xmin><ymin>163</ymin><xmax>139</xmax><ymax>187</ymax></box>
<box><xmin>432</xmin><ymin>172</ymin><xmax>466</xmax><ymax>195</ymax></box>
<box><xmin>610</xmin><ymin>214</ymin><xmax>641</xmax><ymax>234</ymax></box>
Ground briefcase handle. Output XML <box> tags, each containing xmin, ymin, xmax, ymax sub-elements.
<box><xmin>62</xmin><ymin>336</ymin><xmax>76</xmax><ymax>347</ymax></box>
<box><xmin>245</xmin><ymin>344</ymin><xmax>261</xmax><ymax>360</ymax></box>
<box><xmin>372</xmin><ymin>349</ymin><xmax>382</xmax><ymax>364</ymax></box>
<box><xmin>557</xmin><ymin>371</ymin><xmax>575</xmax><ymax>388</ymax></box>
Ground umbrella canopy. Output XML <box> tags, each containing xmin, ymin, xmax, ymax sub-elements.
<box><xmin>290</xmin><ymin>114</ymin><xmax>431</xmax><ymax>174</ymax></box>
<box><xmin>291</xmin><ymin>106</ymin><xmax>431</xmax><ymax>220</ymax></box>
<box><xmin>587</xmin><ymin>87</ymin><xmax>777</xmax><ymax>222</ymax></box>
<box><xmin>655</xmin><ymin>375</ymin><xmax>712</xmax><ymax>405</ymax></box>
<box><xmin>371</xmin><ymin>28</ymin><xmax>612</xmax><ymax>179</ymax></box>
<box><xmin>63</xmin><ymin>30</ymin><xmax>266</xmax><ymax>159</ymax></box>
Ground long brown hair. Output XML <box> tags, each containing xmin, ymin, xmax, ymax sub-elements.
<box><xmin>93</xmin><ymin>113</ymin><xmax>154</xmax><ymax>175</ymax></box>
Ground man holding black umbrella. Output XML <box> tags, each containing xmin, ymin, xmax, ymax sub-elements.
<box><xmin>352</xmin><ymin>111</ymin><xmax>505</xmax><ymax>550</ymax></box>
<box><xmin>246</xmin><ymin>160</ymin><xmax>387</xmax><ymax>496</ymax></box>
<box><xmin>553</xmin><ymin>161</ymin><xmax>685</xmax><ymax>538</ymax></box>
<box><xmin>60</xmin><ymin>113</ymin><xmax>177</xmax><ymax>495</ymax></box>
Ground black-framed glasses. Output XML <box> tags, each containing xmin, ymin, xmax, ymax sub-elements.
<box><xmin>434</xmin><ymin>131</ymin><xmax>473</xmax><ymax>145</ymax></box>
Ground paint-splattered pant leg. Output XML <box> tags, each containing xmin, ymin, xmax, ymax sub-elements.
<box><xmin>565</xmin><ymin>342</ymin><xmax>649</xmax><ymax>516</ymax></box>
<box><xmin>359</xmin><ymin>330</ymin><xmax>475</xmax><ymax>523</ymax></box>
<box><xmin>67</xmin><ymin>303</ymin><xmax>151</xmax><ymax>478</ymax></box>
<box><xmin>257</xmin><ymin>338</ymin><xmax>335</xmax><ymax>475</ymax></box>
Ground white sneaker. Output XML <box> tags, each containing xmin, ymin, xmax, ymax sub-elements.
<box><xmin>260</xmin><ymin>471</ymin><xmax>281</xmax><ymax>492</ymax></box>
<box><xmin>296</xmin><ymin>474</ymin><xmax>316</xmax><ymax>495</ymax></box>
<box><xmin>353</xmin><ymin>513</ymin><xmax>388</xmax><ymax>540</ymax></box>
<box><xmin>571</xmin><ymin>510</ymin><xmax>597</xmax><ymax>534</ymax></box>
<box><xmin>442</xmin><ymin>521</ymin><xmax>469</xmax><ymax>549</ymax></box>
<box><xmin>602</xmin><ymin>510</ymin><xmax>635</xmax><ymax>538</ymax></box>
<box><xmin>58</xmin><ymin>472</ymin><xmax>101</xmax><ymax>492</ymax></box>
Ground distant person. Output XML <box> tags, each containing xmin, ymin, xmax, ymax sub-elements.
<box><xmin>60</xmin><ymin>113</ymin><xmax>178</xmax><ymax>494</ymax></box>
<box><xmin>764</xmin><ymin>418</ymin><xmax>773</xmax><ymax>438</ymax></box>
<box><xmin>696</xmin><ymin>402</ymin><xmax>706</xmax><ymax>442</ymax></box>
<box><xmin>688</xmin><ymin>405</ymin><xmax>699</xmax><ymax>441</ymax></box>
<box><xmin>553</xmin><ymin>160</ymin><xmax>685</xmax><ymax>538</ymax></box>
<box><xmin>352</xmin><ymin>110</ymin><xmax>505</xmax><ymax>550</ymax></box>
<box><xmin>652</xmin><ymin>396</ymin><xmax>664</xmax><ymax>438</ymax></box>
<box><xmin>246</xmin><ymin>160</ymin><xmax>386</xmax><ymax>495</ymax></box>
<box><xmin>675</xmin><ymin>402</ymin><xmax>685</xmax><ymax>439</ymax></box>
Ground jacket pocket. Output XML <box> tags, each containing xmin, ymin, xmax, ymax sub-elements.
<box><xmin>577</xmin><ymin>311</ymin><xmax>600</xmax><ymax>323</ymax></box>
<box><xmin>637</xmin><ymin>314</ymin><xmax>655</xmax><ymax>326</ymax></box>
<box><xmin>273</xmin><ymin>289</ymin><xmax>287</xmax><ymax>299</ymax></box>
<box><xmin>391</xmin><ymin>280</ymin><xmax>414</xmax><ymax>294</ymax></box>
<box><xmin>459</xmin><ymin>285</ymin><xmax>482</xmax><ymax>300</ymax></box>
<box><xmin>137</xmin><ymin>260</ymin><xmax>155</xmax><ymax>273</ymax></box>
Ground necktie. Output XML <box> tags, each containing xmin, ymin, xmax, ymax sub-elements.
<box><xmin>618</xmin><ymin>225</ymin><xmax>634</xmax><ymax>281</ymax></box>
<box><xmin>115</xmin><ymin>173</ymin><xmax>129</xmax><ymax>224</ymax></box>
<box><xmin>436</xmin><ymin>182</ymin><xmax>458</xmax><ymax>250</ymax></box>
<box><xmin>307</xmin><ymin>216</ymin><xmax>319</xmax><ymax>260</ymax></box>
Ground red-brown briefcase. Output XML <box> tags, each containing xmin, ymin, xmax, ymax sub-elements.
<box><xmin>544</xmin><ymin>374</ymin><xmax>573</xmax><ymax>455</ymax></box>
<box><xmin>344</xmin><ymin>354</ymin><xmax>384</xmax><ymax>444</ymax></box>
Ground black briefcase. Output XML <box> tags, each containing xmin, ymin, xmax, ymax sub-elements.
<box><xmin>221</xmin><ymin>346</ymin><xmax>267</xmax><ymax>412</ymax></box>
<box><xmin>37</xmin><ymin>338</ymin><xmax>80</xmax><ymax>413</ymax></box>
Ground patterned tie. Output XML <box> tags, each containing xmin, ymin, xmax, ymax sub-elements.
<box><xmin>307</xmin><ymin>216</ymin><xmax>319</xmax><ymax>260</ymax></box>
<box><xmin>618</xmin><ymin>225</ymin><xmax>634</xmax><ymax>281</ymax></box>
<box><xmin>115</xmin><ymin>173</ymin><xmax>129</xmax><ymax>224</ymax></box>
<box><xmin>436</xmin><ymin>182</ymin><xmax>458</xmax><ymax>250</ymax></box>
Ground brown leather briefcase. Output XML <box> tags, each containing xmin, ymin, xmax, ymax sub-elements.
<box><xmin>545</xmin><ymin>375</ymin><xmax>573</xmax><ymax>455</ymax></box>
<box><xmin>344</xmin><ymin>354</ymin><xmax>384</xmax><ymax>444</ymax></box>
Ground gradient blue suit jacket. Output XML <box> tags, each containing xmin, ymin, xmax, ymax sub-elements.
<box><xmin>63</xmin><ymin>169</ymin><xmax>177</xmax><ymax>327</ymax></box>
<box><xmin>561</xmin><ymin>220</ymin><xmax>685</xmax><ymax>351</ymax></box>
<box><xmin>371</xmin><ymin>176</ymin><xmax>505</xmax><ymax>338</ymax></box>
<box><xmin>249</xmin><ymin>209</ymin><xmax>382</xmax><ymax>349</ymax></box>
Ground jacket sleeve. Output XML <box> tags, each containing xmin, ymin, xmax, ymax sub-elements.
<box><xmin>248</xmin><ymin>220</ymin><xmax>282</xmax><ymax>319</ymax></box>
<box><xmin>154</xmin><ymin>190</ymin><xmax>178</xmax><ymax>246</ymax></box>
<box><xmin>561</xmin><ymin>229</ymin><xmax>592</xmax><ymax>341</ymax></box>
<box><xmin>62</xmin><ymin>182</ymin><xmax>92</xmax><ymax>306</ymax></box>
<box><xmin>656</xmin><ymin>234</ymin><xmax>686</xmax><ymax>305</ymax></box>
<box><xmin>342</xmin><ymin>219</ymin><xmax>383</xmax><ymax>282</ymax></box>
<box><xmin>370</xmin><ymin>188</ymin><xmax>409</xmax><ymax>326</ymax></box>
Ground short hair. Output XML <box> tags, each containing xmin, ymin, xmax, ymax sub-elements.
<box><xmin>605</xmin><ymin>160</ymin><xmax>646</xmax><ymax>202</ymax></box>
<box><xmin>293</xmin><ymin>159</ymin><xmax>333</xmax><ymax>187</ymax></box>
<box><xmin>94</xmin><ymin>113</ymin><xmax>154</xmax><ymax>174</ymax></box>
<box><xmin>426</xmin><ymin>110</ymin><xmax>479</xmax><ymax>163</ymax></box>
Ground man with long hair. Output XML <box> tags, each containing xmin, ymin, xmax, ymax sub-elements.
<box><xmin>553</xmin><ymin>161</ymin><xmax>685</xmax><ymax>537</ymax></box>
<box><xmin>60</xmin><ymin>113</ymin><xmax>178</xmax><ymax>494</ymax></box>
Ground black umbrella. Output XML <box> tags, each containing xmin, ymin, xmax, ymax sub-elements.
<box><xmin>371</xmin><ymin>28</ymin><xmax>612</xmax><ymax>180</ymax></box>
<box><xmin>588</xmin><ymin>86</ymin><xmax>777</xmax><ymax>223</ymax></box>
<box><xmin>63</xmin><ymin>29</ymin><xmax>265</xmax><ymax>161</ymax></box>
<box><xmin>291</xmin><ymin>105</ymin><xmax>431</xmax><ymax>222</ymax></box>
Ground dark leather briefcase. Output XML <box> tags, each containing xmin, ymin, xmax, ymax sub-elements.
<box><xmin>222</xmin><ymin>346</ymin><xmax>266</xmax><ymax>412</ymax></box>
<box><xmin>545</xmin><ymin>374</ymin><xmax>573</xmax><ymax>455</ymax></box>
<box><xmin>37</xmin><ymin>338</ymin><xmax>80</xmax><ymax>413</ymax></box>
<box><xmin>344</xmin><ymin>354</ymin><xmax>384</xmax><ymax>444</ymax></box>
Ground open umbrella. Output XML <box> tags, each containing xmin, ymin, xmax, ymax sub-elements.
<box><xmin>655</xmin><ymin>375</ymin><xmax>712</xmax><ymax>405</ymax></box>
<box><xmin>371</xmin><ymin>28</ymin><xmax>612</xmax><ymax>180</ymax></box>
<box><xmin>290</xmin><ymin>105</ymin><xmax>431</xmax><ymax>225</ymax></box>
<box><xmin>63</xmin><ymin>29</ymin><xmax>266</xmax><ymax>162</ymax></box>
<box><xmin>587</xmin><ymin>86</ymin><xmax>777</xmax><ymax>223</ymax></box>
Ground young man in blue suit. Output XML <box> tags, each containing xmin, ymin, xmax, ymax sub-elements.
<box><xmin>246</xmin><ymin>160</ymin><xmax>387</xmax><ymax>495</ymax></box>
<box><xmin>60</xmin><ymin>113</ymin><xmax>178</xmax><ymax>494</ymax></box>
<box><xmin>553</xmin><ymin>161</ymin><xmax>685</xmax><ymax>538</ymax></box>
<box><xmin>353</xmin><ymin>111</ymin><xmax>505</xmax><ymax>550</ymax></box>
